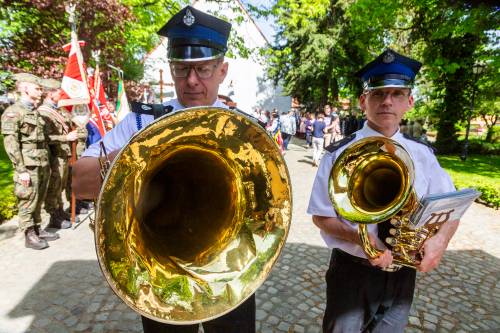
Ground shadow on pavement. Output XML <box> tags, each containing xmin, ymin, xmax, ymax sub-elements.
<box><xmin>297</xmin><ymin>159</ymin><xmax>315</xmax><ymax>166</ymax></box>
<box><xmin>6</xmin><ymin>244</ymin><xmax>500</xmax><ymax>333</ymax></box>
<box><xmin>7</xmin><ymin>260</ymin><xmax>142</xmax><ymax>333</ymax></box>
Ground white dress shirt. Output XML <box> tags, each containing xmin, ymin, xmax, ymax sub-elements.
<box><xmin>307</xmin><ymin>122</ymin><xmax>456</xmax><ymax>259</ymax></box>
<box><xmin>82</xmin><ymin>99</ymin><xmax>228</xmax><ymax>158</ymax></box>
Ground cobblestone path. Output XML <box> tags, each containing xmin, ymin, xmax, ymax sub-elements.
<box><xmin>0</xmin><ymin>137</ymin><xmax>498</xmax><ymax>333</ymax></box>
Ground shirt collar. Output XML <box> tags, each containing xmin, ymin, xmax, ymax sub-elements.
<box><xmin>358</xmin><ymin>121</ymin><xmax>403</xmax><ymax>141</ymax></box>
<box><xmin>169</xmin><ymin>98</ymin><xmax>229</xmax><ymax>111</ymax></box>
<box><xmin>19</xmin><ymin>97</ymin><xmax>34</xmax><ymax>110</ymax></box>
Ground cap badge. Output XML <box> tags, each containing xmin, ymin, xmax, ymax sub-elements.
<box><xmin>141</xmin><ymin>105</ymin><xmax>152</xmax><ymax>111</ymax></box>
<box><xmin>383</xmin><ymin>51</ymin><xmax>395</xmax><ymax>63</ymax></box>
<box><xmin>183</xmin><ymin>9</ymin><xmax>195</xmax><ymax>26</ymax></box>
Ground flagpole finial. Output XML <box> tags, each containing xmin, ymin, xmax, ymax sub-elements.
<box><xmin>92</xmin><ymin>50</ymin><xmax>101</xmax><ymax>62</ymax></box>
<box><xmin>65</xmin><ymin>3</ymin><xmax>78</xmax><ymax>36</ymax></box>
<box><xmin>108</xmin><ymin>64</ymin><xmax>124</xmax><ymax>80</ymax></box>
<box><xmin>65</xmin><ymin>3</ymin><xmax>76</xmax><ymax>22</ymax></box>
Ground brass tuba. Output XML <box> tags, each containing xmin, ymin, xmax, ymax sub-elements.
<box><xmin>329</xmin><ymin>136</ymin><xmax>439</xmax><ymax>269</ymax></box>
<box><xmin>95</xmin><ymin>107</ymin><xmax>292</xmax><ymax>324</ymax></box>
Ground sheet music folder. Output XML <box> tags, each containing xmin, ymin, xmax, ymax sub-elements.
<box><xmin>410</xmin><ymin>188</ymin><xmax>481</xmax><ymax>229</ymax></box>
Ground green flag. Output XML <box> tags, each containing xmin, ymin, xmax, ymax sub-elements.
<box><xmin>116</xmin><ymin>79</ymin><xmax>130</xmax><ymax>122</ymax></box>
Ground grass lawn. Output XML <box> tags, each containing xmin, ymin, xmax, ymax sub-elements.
<box><xmin>0</xmin><ymin>134</ymin><xmax>16</xmax><ymax>221</ymax></box>
<box><xmin>437</xmin><ymin>154</ymin><xmax>500</xmax><ymax>207</ymax></box>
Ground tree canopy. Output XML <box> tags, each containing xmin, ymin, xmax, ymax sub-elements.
<box><xmin>0</xmin><ymin>0</ymin><xmax>253</xmax><ymax>98</ymax></box>
<box><xmin>1</xmin><ymin>0</ymin><xmax>498</xmax><ymax>149</ymax></box>
<box><xmin>0</xmin><ymin>0</ymin><xmax>183</xmax><ymax>81</ymax></box>
<box><xmin>259</xmin><ymin>0</ymin><xmax>499</xmax><ymax>150</ymax></box>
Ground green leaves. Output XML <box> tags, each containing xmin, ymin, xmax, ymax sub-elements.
<box><xmin>263</xmin><ymin>0</ymin><xmax>498</xmax><ymax>150</ymax></box>
<box><xmin>0</xmin><ymin>0</ymin><xmax>183</xmax><ymax>80</ymax></box>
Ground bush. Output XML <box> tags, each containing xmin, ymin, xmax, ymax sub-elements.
<box><xmin>467</xmin><ymin>138</ymin><xmax>500</xmax><ymax>155</ymax></box>
<box><xmin>454</xmin><ymin>180</ymin><xmax>500</xmax><ymax>209</ymax></box>
<box><xmin>488</xmin><ymin>125</ymin><xmax>500</xmax><ymax>143</ymax></box>
<box><xmin>0</xmin><ymin>188</ymin><xmax>17</xmax><ymax>221</ymax></box>
<box><xmin>0</xmin><ymin>134</ymin><xmax>17</xmax><ymax>222</ymax></box>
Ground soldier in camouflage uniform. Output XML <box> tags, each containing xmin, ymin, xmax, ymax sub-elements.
<box><xmin>38</xmin><ymin>79</ymin><xmax>79</xmax><ymax>228</ymax></box>
<box><xmin>1</xmin><ymin>73</ymin><xmax>59</xmax><ymax>250</ymax></box>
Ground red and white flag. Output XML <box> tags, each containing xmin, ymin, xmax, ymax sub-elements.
<box><xmin>87</xmin><ymin>67</ymin><xmax>108</xmax><ymax>136</ymax></box>
<box><xmin>58</xmin><ymin>36</ymin><xmax>90</xmax><ymax>107</ymax></box>
<box><xmin>91</xmin><ymin>66</ymin><xmax>113</xmax><ymax>130</ymax></box>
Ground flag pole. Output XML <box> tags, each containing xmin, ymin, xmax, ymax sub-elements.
<box><xmin>65</xmin><ymin>3</ymin><xmax>78</xmax><ymax>227</ymax></box>
<box><xmin>66</xmin><ymin>3</ymin><xmax>92</xmax><ymax>227</ymax></box>
<box><xmin>108</xmin><ymin>64</ymin><xmax>130</xmax><ymax>122</ymax></box>
<box><xmin>108</xmin><ymin>64</ymin><xmax>123</xmax><ymax>109</ymax></box>
<box><xmin>108</xmin><ymin>64</ymin><xmax>123</xmax><ymax>78</ymax></box>
<box><xmin>90</xmin><ymin>50</ymin><xmax>108</xmax><ymax>135</ymax></box>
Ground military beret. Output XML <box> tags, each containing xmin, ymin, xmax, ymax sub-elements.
<box><xmin>40</xmin><ymin>78</ymin><xmax>62</xmax><ymax>89</ymax></box>
<box><xmin>13</xmin><ymin>73</ymin><xmax>42</xmax><ymax>85</ymax></box>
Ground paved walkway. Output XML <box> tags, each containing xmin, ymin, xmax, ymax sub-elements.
<box><xmin>0</xmin><ymin>137</ymin><xmax>499</xmax><ymax>333</ymax></box>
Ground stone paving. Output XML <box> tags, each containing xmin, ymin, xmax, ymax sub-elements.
<box><xmin>0</xmin><ymin>136</ymin><xmax>499</xmax><ymax>333</ymax></box>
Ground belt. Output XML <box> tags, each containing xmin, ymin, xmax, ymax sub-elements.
<box><xmin>22</xmin><ymin>143</ymin><xmax>46</xmax><ymax>149</ymax></box>
<box><xmin>334</xmin><ymin>249</ymin><xmax>402</xmax><ymax>272</ymax></box>
<box><xmin>334</xmin><ymin>249</ymin><xmax>374</xmax><ymax>268</ymax></box>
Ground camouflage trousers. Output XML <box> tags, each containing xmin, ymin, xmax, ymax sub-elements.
<box><xmin>44</xmin><ymin>156</ymin><xmax>69</xmax><ymax>214</ymax></box>
<box><xmin>14</xmin><ymin>165</ymin><xmax>50</xmax><ymax>231</ymax></box>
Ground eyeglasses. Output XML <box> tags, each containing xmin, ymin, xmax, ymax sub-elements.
<box><xmin>170</xmin><ymin>61</ymin><xmax>221</xmax><ymax>79</ymax></box>
<box><xmin>367</xmin><ymin>90</ymin><xmax>410</xmax><ymax>103</ymax></box>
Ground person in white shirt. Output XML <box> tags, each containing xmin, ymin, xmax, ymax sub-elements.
<box><xmin>73</xmin><ymin>6</ymin><xmax>256</xmax><ymax>333</ymax></box>
<box><xmin>308</xmin><ymin>49</ymin><xmax>459</xmax><ymax>333</ymax></box>
<box><xmin>279</xmin><ymin>109</ymin><xmax>297</xmax><ymax>150</ymax></box>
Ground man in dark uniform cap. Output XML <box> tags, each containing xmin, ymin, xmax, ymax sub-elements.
<box><xmin>73</xmin><ymin>6</ymin><xmax>256</xmax><ymax>333</ymax></box>
<box><xmin>308</xmin><ymin>49</ymin><xmax>459</xmax><ymax>332</ymax></box>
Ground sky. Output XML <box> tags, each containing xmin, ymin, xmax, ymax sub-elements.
<box><xmin>241</xmin><ymin>0</ymin><xmax>277</xmax><ymax>44</ymax></box>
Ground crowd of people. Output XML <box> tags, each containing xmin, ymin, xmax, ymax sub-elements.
<box><xmin>1</xmin><ymin>5</ymin><xmax>462</xmax><ymax>333</ymax></box>
<box><xmin>254</xmin><ymin>102</ymin><xmax>433</xmax><ymax>170</ymax></box>
<box><xmin>255</xmin><ymin>103</ymin><xmax>366</xmax><ymax>166</ymax></box>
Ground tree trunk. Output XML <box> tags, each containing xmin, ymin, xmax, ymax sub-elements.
<box><xmin>435</xmin><ymin>72</ymin><xmax>465</xmax><ymax>154</ymax></box>
<box><xmin>434</xmin><ymin>34</ymin><xmax>479</xmax><ymax>154</ymax></box>
<box><xmin>483</xmin><ymin>115</ymin><xmax>498</xmax><ymax>143</ymax></box>
<box><xmin>331</xmin><ymin>77</ymin><xmax>339</xmax><ymax>102</ymax></box>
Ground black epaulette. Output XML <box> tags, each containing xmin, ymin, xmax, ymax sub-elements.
<box><xmin>325</xmin><ymin>134</ymin><xmax>356</xmax><ymax>153</ymax></box>
<box><xmin>402</xmin><ymin>133</ymin><xmax>436</xmax><ymax>154</ymax></box>
<box><xmin>131</xmin><ymin>101</ymin><xmax>174</xmax><ymax>119</ymax></box>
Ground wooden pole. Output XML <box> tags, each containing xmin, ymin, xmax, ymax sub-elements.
<box><xmin>66</xmin><ymin>3</ymin><xmax>78</xmax><ymax>226</ymax></box>
<box><xmin>70</xmin><ymin>138</ymin><xmax>77</xmax><ymax>225</ymax></box>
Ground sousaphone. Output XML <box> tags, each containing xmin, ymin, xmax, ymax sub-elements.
<box><xmin>94</xmin><ymin>107</ymin><xmax>292</xmax><ymax>324</ymax></box>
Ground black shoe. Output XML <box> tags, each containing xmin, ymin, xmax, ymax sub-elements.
<box><xmin>35</xmin><ymin>226</ymin><xmax>60</xmax><ymax>241</ymax></box>
<box><xmin>25</xmin><ymin>227</ymin><xmax>49</xmax><ymax>250</ymax></box>
<box><xmin>47</xmin><ymin>215</ymin><xmax>72</xmax><ymax>229</ymax></box>
<box><xmin>75</xmin><ymin>201</ymin><xmax>89</xmax><ymax>215</ymax></box>
<box><xmin>58</xmin><ymin>209</ymin><xmax>80</xmax><ymax>223</ymax></box>
<box><xmin>81</xmin><ymin>201</ymin><xmax>94</xmax><ymax>210</ymax></box>
<box><xmin>58</xmin><ymin>208</ymin><xmax>71</xmax><ymax>220</ymax></box>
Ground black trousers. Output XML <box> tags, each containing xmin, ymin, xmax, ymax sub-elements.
<box><xmin>323</xmin><ymin>249</ymin><xmax>416</xmax><ymax>333</ymax></box>
<box><xmin>142</xmin><ymin>293</ymin><xmax>256</xmax><ymax>333</ymax></box>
